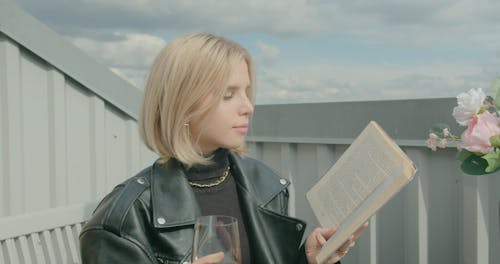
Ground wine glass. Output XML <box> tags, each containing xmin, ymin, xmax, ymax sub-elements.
<box><xmin>192</xmin><ymin>215</ymin><xmax>241</xmax><ymax>264</ymax></box>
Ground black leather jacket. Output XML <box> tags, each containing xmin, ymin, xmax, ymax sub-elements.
<box><xmin>80</xmin><ymin>151</ymin><xmax>308</xmax><ymax>263</ymax></box>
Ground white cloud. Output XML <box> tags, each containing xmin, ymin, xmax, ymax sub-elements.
<box><xmin>64</xmin><ymin>33</ymin><xmax>164</xmax><ymax>89</ymax></box>
<box><xmin>255</xmin><ymin>59</ymin><xmax>489</xmax><ymax>104</ymax></box>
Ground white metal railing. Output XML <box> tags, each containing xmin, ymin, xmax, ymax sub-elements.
<box><xmin>0</xmin><ymin>202</ymin><xmax>97</xmax><ymax>264</ymax></box>
<box><xmin>2</xmin><ymin>143</ymin><xmax>497</xmax><ymax>264</ymax></box>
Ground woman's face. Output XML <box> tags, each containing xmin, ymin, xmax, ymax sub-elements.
<box><xmin>191</xmin><ymin>59</ymin><xmax>254</xmax><ymax>154</ymax></box>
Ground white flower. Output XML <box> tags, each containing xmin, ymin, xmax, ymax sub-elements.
<box><xmin>426</xmin><ymin>137</ymin><xmax>437</xmax><ymax>151</ymax></box>
<box><xmin>429</xmin><ymin>133</ymin><xmax>439</xmax><ymax>139</ymax></box>
<box><xmin>452</xmin><ymin>88</ymin><xmax>486</xmax><ymax>126</ymax></box>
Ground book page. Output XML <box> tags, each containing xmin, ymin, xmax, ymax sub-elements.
<box><xmin>306</xmin><ymin>121</ymin><xmax>416</xmax><ymax>263</ymax></box>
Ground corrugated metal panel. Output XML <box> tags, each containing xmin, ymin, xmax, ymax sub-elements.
<box><xmin>0</xmin><ymin>33</ymin><xmax>158</xmax><ymax>217</ymax></box>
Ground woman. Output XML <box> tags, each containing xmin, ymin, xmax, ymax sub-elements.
<box><xmin>80</xmin><ymin>33</ymin><xmax>366</xmax><ymax>264</ymax></box>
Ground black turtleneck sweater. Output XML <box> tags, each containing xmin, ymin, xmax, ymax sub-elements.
<box><xmin>184</xmin><ymin>149</ymin><xmax>251</xmax><ymax>264</ymax></box>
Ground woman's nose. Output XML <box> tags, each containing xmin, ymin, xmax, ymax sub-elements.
<box><xmin>240</xmin><ymin>95</ymin><xmax>254</xmax><ymax>116</ymax></box>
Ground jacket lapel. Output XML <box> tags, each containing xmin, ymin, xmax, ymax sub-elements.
<box><xmin>229</xmin><ymin>152</ymin><xmax>306</xmax><ymax>264</ymax></box>
<box><xmin>150</xmin><ymin>159</ymin><xmax>201</xmax><ymax>228</ymax></box>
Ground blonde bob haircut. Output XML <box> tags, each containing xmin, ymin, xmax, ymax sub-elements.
<box><xmin>139</xmin><ymin>33</ymin><xmax>255</xmax><ymax>167</ymax></box>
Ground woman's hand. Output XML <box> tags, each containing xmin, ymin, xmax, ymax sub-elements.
<box><xmin>192</xmin><ymin>252</ymin><xmax>224</xmax><ymax>264</ymax></box>
<box><xmin>305</xmin><ymin>222</ymin><xmax>368</xmax><ymax>264</ymax></box>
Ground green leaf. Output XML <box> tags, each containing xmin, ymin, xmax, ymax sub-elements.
<box><xmin>429</xmin><ymin>123</ymin><xmax>450</xmax><ymax>138</ymax></box>
<box><xmin>482</xmin><ymin>149</ymin><xmax>500</xmax><ymax>173</ymax></box>
<box><xmin>460</xmin><ymin>154</ymin><xmax>489</xmax><ymax>175</ymax></box>
<box><xmin>492</xmin><ymin>77</ymin><xmax>500</xmax><ymax>109</ymax></box>
<box><xmin>490</xmin><ymin>135</ymin><xmax>500</xmax><ymax>148</ymax></box>
<box><xmin>457</xmin><ymin>150</ymin><xmax>473</xmax><ymax>162</ymax></box>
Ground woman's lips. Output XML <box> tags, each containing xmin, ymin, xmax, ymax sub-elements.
<box><xmin>234</xmin><ymin>124</ymin><xmax>249</xmax><ymax>134</ymax></box>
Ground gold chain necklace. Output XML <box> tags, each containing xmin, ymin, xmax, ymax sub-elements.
<box><xmin>188</xmin><ymin>166</ymin><xmax>230</xmax><ymax>188</ymax></box>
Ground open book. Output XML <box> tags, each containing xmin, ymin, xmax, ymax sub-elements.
<box><xmin>306</xmin><ymin>121</ymin><xmax>417</xmax><ymax>263</ymax></box>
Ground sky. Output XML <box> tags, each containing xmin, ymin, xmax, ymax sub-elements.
<box><xmin>13</xmin><ymin>0</ymin><xmax>500</xmax><ymax>105</ymax></box>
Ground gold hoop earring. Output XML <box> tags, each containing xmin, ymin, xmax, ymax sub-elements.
<box><xmin>184</xmin><ymin>123</ymin><xmax>190</xmax><ymax>137</ymax></box>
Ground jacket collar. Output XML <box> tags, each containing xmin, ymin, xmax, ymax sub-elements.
<box><xmin>149</xmin><ymin>151</ymin><xmax>289</xmax><ymax>229</ymax></box>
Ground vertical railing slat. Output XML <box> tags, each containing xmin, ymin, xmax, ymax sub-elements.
<box><xmin>90</xmin><ymin>94</ymin><xmax>106</xmax><ymax>198</ymax></box>
<box><xmin>369</xmin><ymin>216</ymin><xmax>377</xmax><ymax>264</ymax></box>
<box><xmin>476</xmin><ymin>177</ymin><xmax>490</xmax><ymax>264</ymax></box>
<box><xmin>64</xmin><ymin>225</ymin><xmax>80</xmax><ymax>264</ymax></box>
<box><xmin>104</xmin><ymin>106</ymin><xmax>129</xmax><ymax>189</ymax></box>
<box><xmin>66</xmin><ymin>83</ymin><xmax>93</xmax><ymax>204</ymax></box>
<box><xmin>18</xmin><ymin>236</ymin><xmax>32</xmax><ymax>263</ymax></box>
<box><xmin>462</xmin><ymin>176</ymin><xmax>490</xmax><ymax>264</ymax></box>
<box><xmin>47</xmin><ymin>69</ymin><xmax>68</xmax><ymax>207</ymax></box>
<box><xmin>489</xmin><ymin>176</ymin><xmax>500</xmax><ymax>262</ymax></box>
<box><xmin>21</xmin><ymin>52</ymin><xmax>52</xmax><ymax>213</ymax></box>
<box><xmin>5</xmin><ymin>238</ymin><xmax>20</xmax><ymax>264</ymax></box>
<box><xmin>2</xmin><ymin>34</ymin><xmax>24</xmax><ymax>216</ymax></box>
<box><xmin>357</xmin><ymin>215</ymin><xmax>378</xmax><ymax>264</ymax></box>
<box><xmin>53</xmin><ymin>227</ymin><xmax>67</xmax><ymax>263</ymax></box>
<box><xmin>0</xmin><ymin>36</ymin><xmax>7</xmax><ymax>218</ymax></box>
<box><xmin>29</xmin><ymin>233</ymin><xmax>46</xmax><ymax>264</ymax></box>
<box><xmin>404</xmin><ymin>150</ymin><xmax>429</xmax><ymax>264</ymax></box>
<box><xmin>0</xmin><ymin>240</ymin><xmax>6</xmax><ymax>264</ymax></box>
<box><xmin>41</xmin><ymin>230</ymin><xmax>57</xmax><ymax>264</ymax></box>
<box><xmin>75</xmin><ymin>223</ymin><xmax>83</xmax><ymax>238</ymax></box>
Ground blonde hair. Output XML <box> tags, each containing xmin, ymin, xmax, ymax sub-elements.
<box><xmin>139</xmin><ymin>33</ymin><xmax>255</xmax><ymax>166</ymax></box>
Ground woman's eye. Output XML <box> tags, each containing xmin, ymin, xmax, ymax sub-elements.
<box><xmin>223</xmin><ymin>92</ymin><xmax>234</xmax><ymax>100</ymax></box>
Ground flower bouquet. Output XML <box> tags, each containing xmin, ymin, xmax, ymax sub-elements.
<box><xmin>427</xmin><ymin>78</ymin><xmax>500</xmax><ymax>175</ymax></box>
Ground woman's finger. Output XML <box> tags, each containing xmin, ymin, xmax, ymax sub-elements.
<box><xmin>335</xmin><ymin>222</ymin><xmax>369</xmax><ymax>259</ymax></box>
<box><xmin>313</xmin><ymin>227</ymin><xmax>337</xmax><ymax>247</ymax></box>
<box><xmin>319</xmin><ymin>227</ymin><xmax>337</xmax><ymax>240</ymax></box>
<box><xmin>352</xmin><ymin>222</ymin><xmax>369</xmax><ymax>241</ymax></box>
<box><xmin>337</xmin><ymin>238</ymin><xmax>352</xmax><ymax>255</ymax></box>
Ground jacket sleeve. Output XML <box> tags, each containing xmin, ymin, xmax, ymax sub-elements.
<box><xmin>297</xmin><ymin>243</ymin><xmax>308</xmax><ymax>264</ymax></box>
<box><xmin>80</xmin><ymin>228</ymin><xmax>157</xmax><ymax>264</ymax></box>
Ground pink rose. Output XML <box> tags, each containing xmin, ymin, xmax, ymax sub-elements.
<box><xmin>458</xmin><ymin>111</ymin><xmax>500</xmax><ymax>154</ymax></box>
